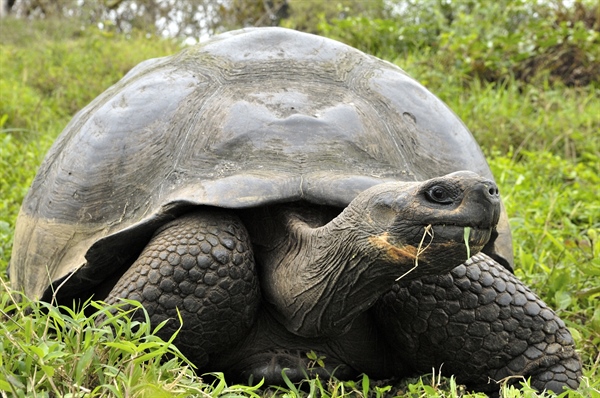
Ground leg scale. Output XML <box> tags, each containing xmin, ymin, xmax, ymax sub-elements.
<box><xmin>106</xmin><ymin>209</ymin><xmax>260</xmax><ymax>368</ymax></box>
<box><xmin>375</xmin><ymin>252</ymin><xmax>581</xmax><ymax>393</ymax></box>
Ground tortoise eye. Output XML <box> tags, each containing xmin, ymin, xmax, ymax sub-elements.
<box><xmin>426</xmin><ymin>185</ymin><xmax>454</xmax><ymax>204</ymax></box>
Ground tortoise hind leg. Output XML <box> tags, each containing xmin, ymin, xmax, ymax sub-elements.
<box><xmin>105</xmin><ymin>208</ymin><xmax>260</xmax><ymax>369</ymax></box>
<box><xmin>374</xmin><ymin>252</ymin><xmax>581</xmax><ymax>394</ymax></box>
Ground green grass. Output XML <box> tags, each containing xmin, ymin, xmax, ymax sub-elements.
<box><xmin>0</xmin><ymin>286</ymin><xmax>266</xmax><ymax>397</ymax></box>
<box><xmin>1</xmin><ymin>17</ymin><xmax>599</xmax><ymax>397</ymax></box>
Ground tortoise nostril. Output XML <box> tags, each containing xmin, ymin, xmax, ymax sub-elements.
<box><xmin>481</xmin><ymin>182</ymin><xmax>500</xmax><ymax>203</ymax></box>
<box><xmin>486</xmin><ymin>184</ymin><xmax>499</xmax><ymax>197</ymax></box>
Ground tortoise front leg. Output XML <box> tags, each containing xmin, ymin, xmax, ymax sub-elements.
<box><xmin>374</xmin><ymin>252</ymin><xmax>581</xmax><ymax>394</ymax></box>
<box><xmin>105</xmin><ymin>208</ymin><xmax>260</xmax><ymax>369</ymax></box>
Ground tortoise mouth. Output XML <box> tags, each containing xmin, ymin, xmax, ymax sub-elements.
<box><xmin>427</xmin><ymin>223</ymin><xmax>493</xmax><ymax>248</ymax></box>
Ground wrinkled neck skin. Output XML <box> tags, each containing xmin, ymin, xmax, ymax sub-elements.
<box><xmin>259</xmin><ymin>205</ymin><xmax>412</xmax><ymax>339</ymax></box>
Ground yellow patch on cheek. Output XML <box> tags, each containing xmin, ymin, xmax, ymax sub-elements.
<box><xmin>369</xmin><ymin>232</ymin><xmax>419</xmax><ymax>262</ymax></box>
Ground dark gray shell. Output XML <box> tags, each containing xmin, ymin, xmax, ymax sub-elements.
<box><xmin>11</xmin><ymin>27</ymin><xmax>512</xmax><ymax>300</ymax></box>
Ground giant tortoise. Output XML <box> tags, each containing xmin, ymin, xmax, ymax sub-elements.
<box><xmin>10</xmin><ymin>27</ymin><xmax>581</xmax><ymax>393</ymax></box>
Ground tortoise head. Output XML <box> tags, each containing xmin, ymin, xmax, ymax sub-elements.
<box><xmin>334</xmin><ymin>171</ymin><xmax>502</xmax><ymax>280</ymax></box>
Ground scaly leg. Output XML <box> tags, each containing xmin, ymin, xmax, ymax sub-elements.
<box><xmin>105</xmin><ymin>209</ymin><xmax>260</xmax><ymax>368</ymax></box>
<box><xmin>375</xmin><ymin>252</ymin><xmax>581</xmax><ymax>393</ymax></box>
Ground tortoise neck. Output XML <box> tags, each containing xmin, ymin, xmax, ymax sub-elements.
<box><xmin>261</xmin><ymin>206</ymin><xmax>401</xmax><ymax>338</ymax></box>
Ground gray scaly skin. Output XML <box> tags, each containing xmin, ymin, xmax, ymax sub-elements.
<box><xmin>105</xmin><ymin>210</ymin><xmax>260</xmax><ymax>365</ymax></box>
<box><xmin>104</xmin><ymin>172</ymin><xmax>580</xmax><ymax>393</ymax></box>
<box><xmin>375</xmin><ymin>253</ymin><xmax>581</xmax><ymax>393</ymax></box>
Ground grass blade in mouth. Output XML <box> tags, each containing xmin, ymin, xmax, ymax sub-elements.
<box><xmin>395</xmin><ymin>224</ymin><xmax>433</xmax><ymax>281</ymax></box>
<box><xmin>464</xmin><ymin>226</ymin><xmax>471</xmax><ymax>259</ymax></box>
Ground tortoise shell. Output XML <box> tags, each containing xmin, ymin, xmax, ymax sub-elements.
<box><xmin>10</xmin><ymin>27</ymin><xmax>512</xmax><ymax>301</ymax></box>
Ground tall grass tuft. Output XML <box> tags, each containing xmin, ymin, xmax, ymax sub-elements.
<box><xmin>0</xmin><ymin>279</ymin><xmax>267</xmax><ymax>397</ymax></box>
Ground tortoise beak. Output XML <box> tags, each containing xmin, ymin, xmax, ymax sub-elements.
<box><xmin>462</xmin><ymin>178</ymin><xmax>501</xmax><ymax>229</ymax></box>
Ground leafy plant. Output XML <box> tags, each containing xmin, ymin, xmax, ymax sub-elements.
<box><xmin>315</xmin><ymin>0</ymin><xmax>599</xmax><ymax>87</ymax></box>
